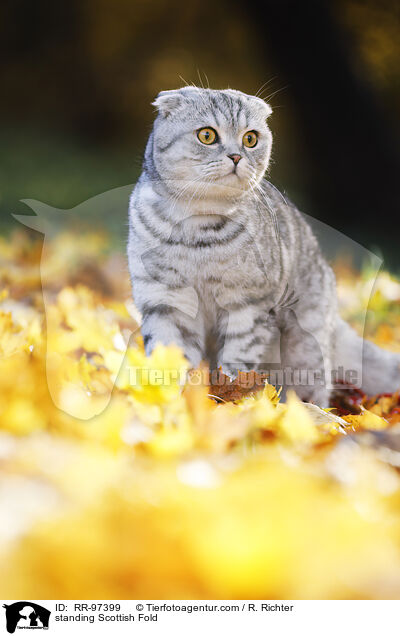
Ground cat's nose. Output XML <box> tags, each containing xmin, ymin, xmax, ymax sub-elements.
<box><xmin>228</xmin><ymin>154</ymin><xmax>242</xmax><ymax>165</ymax></box>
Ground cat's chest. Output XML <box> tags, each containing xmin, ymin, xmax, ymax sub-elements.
<box><xmin>193</xmin><ymin>255</ymin><xmax>275</xmax><ymax>314</ymax></box>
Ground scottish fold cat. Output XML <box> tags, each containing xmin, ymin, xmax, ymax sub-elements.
<box><xmin>128</xmin><ymin>87</ymin><xmax>400</xmax><ymax>404</ymax></box>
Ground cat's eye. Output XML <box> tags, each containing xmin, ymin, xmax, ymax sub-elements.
<box><xmin>197</xmin><ymin>127</ymin><xmax>218</xmax><ymax>145</ymax></box>
<box><xmin>243</xmin><ymin>131</ymin><xmax>258</xmax><ymax>148</ymax></box>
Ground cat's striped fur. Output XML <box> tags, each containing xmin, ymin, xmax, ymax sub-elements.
<box><xmin>128</xmin><ymin>87</ymin><xmax>400</xmax><ymax>405</ymax></box>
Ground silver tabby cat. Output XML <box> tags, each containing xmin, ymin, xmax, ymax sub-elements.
<box><xmin>128</xmin><ymin>87</ymin><xmax>400</xmax><ymax>405</ymax></box>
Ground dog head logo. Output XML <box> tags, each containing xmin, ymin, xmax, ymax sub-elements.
<box><xmin>2</xmin><ymin>602</ymin><xmax>50</xmax><ymax>633</ymax></box>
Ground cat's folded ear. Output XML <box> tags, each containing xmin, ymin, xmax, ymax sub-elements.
<box><xmin>252</xmin><ymin>96</ymin><xmax>273</xmax><ymax>119</ymax></box>
<box><xmin>152</xmin><ymin>90</ymin><xmax>182</xmax><ymax>117</ymax></box>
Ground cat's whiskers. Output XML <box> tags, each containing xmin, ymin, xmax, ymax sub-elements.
<box><xmin>252</xmin><ymin>181</ymin><xmax>280</xmax><ymax>239</ymax></box>
<box><xmin>245</xmin><ymin>174</ymin><xmax>280</xmax><ymax>240</ymax></box>
<box><xmin>255</xmin><ymin>77</ymin><xmax>277</xmax><ymax>98</ymax></box>
<box><xmin>262</xmin><ymin>85</ymin><xmax>288</xmax><ymax>103</ymax></box>
<box><xmin>264</xmin><ymin>179</ymin><xmax>288</xmax><ymax>206</ymax></box>
<box><xmin>171</xmin><ymin>176</ymin><xmax>207</xmax><ymax>205</ymax></box>
<box><xmin>166</xmin><ymin>174</ymin><xmax>213</xmax><ymax>219</ymax></box>
<box><xmin>181</xmin><ymin>175</ymin><xmax>213</xmax><ymax>215</ymax></box>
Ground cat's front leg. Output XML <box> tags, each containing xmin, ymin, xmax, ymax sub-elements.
<box><xmin>132</xmin><ymin>271</ymin><xmax>205</xmax><ymax>367</ymax></box>
<box><xmin>140</xmin><ymin>303</ymin><xmax>205</xmax><ymax>368</ymax></box>
<box><xmin>278</xmin><ymin>305</ymin><xmax>334</xmax><ymax>407</ymax></box>
<box><xmin>216</xmin><ymin>304</ymin><xmax>281</xmax><ymax>377</ymax></box>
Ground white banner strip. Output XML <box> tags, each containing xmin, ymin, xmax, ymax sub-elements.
<box><xmin>1</xmin><ymin>600</ymin><xmax>398</xmax><ymax>635</ymax></box>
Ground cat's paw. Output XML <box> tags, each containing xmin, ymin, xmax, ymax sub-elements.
<box><xmin>219</xmin><ymin>366</ymin><xmax>237</xmax><ymax>382</ymax></box>
<box><xmin>295</xmin><ymin>386</ymin><xmax>330</xmax><ymax>408</ymax></box>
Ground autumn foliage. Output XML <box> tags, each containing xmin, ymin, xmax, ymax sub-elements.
<box><xmin>2</xmin><ymin>230</ymin><xmax>400</xmax><ymax>599</ymax></box>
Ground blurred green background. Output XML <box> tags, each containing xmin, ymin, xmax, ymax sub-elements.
<box><xmin>1</xmin><ymin>0</ymin><xmax>399</xmax><ymax>267</ymax></box>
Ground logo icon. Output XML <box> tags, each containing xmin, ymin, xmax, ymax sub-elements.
<box><xmin>2</xmin><ymin>602</ymin><xmax>51</xmax><ymax>633</ymax></box>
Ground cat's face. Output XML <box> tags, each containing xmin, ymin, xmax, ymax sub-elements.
<box><xmin>148</xmin><ymin>87</ymin><xmax>273</xmax><ymax>204</ymax></box>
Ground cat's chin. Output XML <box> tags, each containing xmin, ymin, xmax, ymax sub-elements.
<box><xmin>206</xmin><ymin>181</ymin><xmax>247</xmax><ymax>201</ymax></box>
<box><xmin>166</xmin><ymin>176</ymin><xmax>249</xmax><ymax>208</ymax></box>
<box><xmin>220</xmin><ymin>170</ymin><xmax>252</xmax><ymax>187</ymax></box>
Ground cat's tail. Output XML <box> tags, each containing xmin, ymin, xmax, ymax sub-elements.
<box><xmin>334</xmin><ymin>317</ymin><xmax>400</xmax><ymax>395</ymax></box>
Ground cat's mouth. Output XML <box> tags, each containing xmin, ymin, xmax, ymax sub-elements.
<box><xmin>223</xmin><ymin>168</ymin><xmax>240</xmax><ymax>179</ymax></box>
<box><xmin>205</xmin><ymin>169</ymin><xmax>250</xmax><ymax>192</ymax></box>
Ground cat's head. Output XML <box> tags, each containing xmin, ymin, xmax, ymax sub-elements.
<box><xmin>147</xmin><ymin>87</ymin><xmax>272</xmax><ymax>204</ymax></box>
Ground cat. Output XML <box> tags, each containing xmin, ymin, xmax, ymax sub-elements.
<box><xmin>128</xmin><ymin>86</ymin><xmax>400</xmax><ymax>405</ymax></box>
